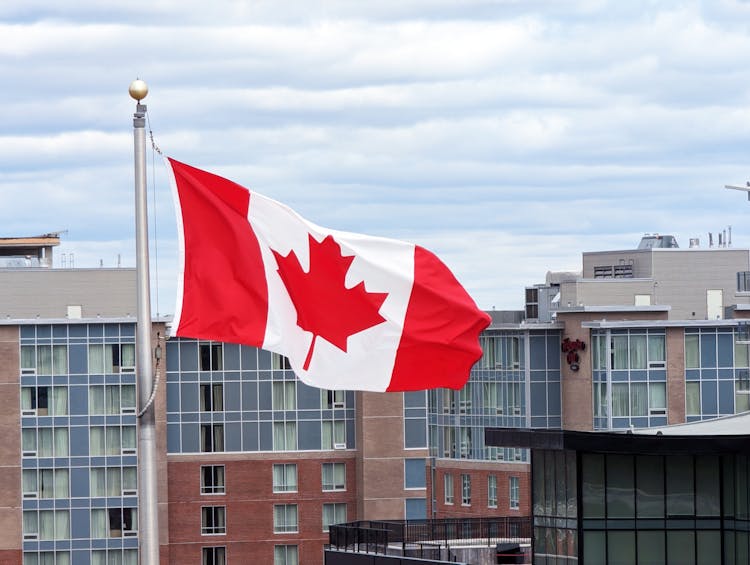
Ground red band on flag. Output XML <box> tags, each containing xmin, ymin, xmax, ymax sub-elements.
<box><xmin>169</xmin><ymin>159</ymin><xmax>268</xmax><ymax>346</ymax></box>
<box><xmin>388</xmin><ymin>246</ymin><xmax>489</xmax><ymax>391</ymax></box>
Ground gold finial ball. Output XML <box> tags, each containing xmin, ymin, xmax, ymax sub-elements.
<box><xmin>128</xmin><ymin>79</ymin><xmax>148</xmax><ymax>101</ymax></box>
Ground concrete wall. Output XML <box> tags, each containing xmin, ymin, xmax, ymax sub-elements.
<box><xmin>562</xmin><ymin>279</ymin><xmax>656</xmax><ymax>309</ymax></box>
<box><xmin>0</xmin><ymin>269</ymin><xmax>136</xmax><ymax>319</ymax></box>
<box><xmin>582</xmin><ymin>249</ymin><xmax>652</xmax><ymax>278</ymax></box>
<box><xmin>651</xmin><ymin>249</ymin><xmax>750</xmax><ymax>319</ymax></box>
<box><xmin>569</xmin><ymin>249</ymin><xmax>750</xmax><ymax>320</ymax></box>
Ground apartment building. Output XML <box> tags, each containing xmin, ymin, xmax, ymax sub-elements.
<box><xmin>0</xmin><ymin>235</ymin><xmax>434</xmax><ymax>565</ymax></box>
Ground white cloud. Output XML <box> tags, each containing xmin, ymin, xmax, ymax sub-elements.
<box><xmin>4</xmin><ymin>0</ymin><xmax>750</xmax><ymax>313</ymax></box>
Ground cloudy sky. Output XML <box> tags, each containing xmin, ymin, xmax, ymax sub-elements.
<box><xmin>4</xmin><ymin>0</ymin><xmax>750</xmax><ymax>314</ymax></box>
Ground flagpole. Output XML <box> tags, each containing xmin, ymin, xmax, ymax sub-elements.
<box><xmin>130</xmin><ymin>79</ymin><xmax>160</xmax><ymax>564</ymax></box>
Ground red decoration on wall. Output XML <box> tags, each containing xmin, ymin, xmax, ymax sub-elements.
<box><xmin>561</xmin><ymin>338</ymin><xmax>586</xmax><ymax>372</ymax></box>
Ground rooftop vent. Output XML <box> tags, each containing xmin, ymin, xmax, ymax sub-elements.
<box><xmin>638</xmin><ymin>234</ymin><xmax>679</xmax><ymax>249</ymax></box>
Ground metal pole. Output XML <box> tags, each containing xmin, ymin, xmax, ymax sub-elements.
<box><xmin>130</xmin><ymin>79</ymin><xmax>160</xmax><ymax>564</ymax></box>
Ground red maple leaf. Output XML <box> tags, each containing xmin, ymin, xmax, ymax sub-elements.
<box><xmin>272</xmin><ymin>234</ymin><xmax>389</xmax><ymax>370</ymax></box>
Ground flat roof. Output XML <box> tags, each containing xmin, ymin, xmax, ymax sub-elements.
<box><xmin>582</xmin><ymin>318</ymin><xmax>742</xmax><ymax>329</ymax></box>
<box><xmin>0</xmin><ymin>236</ymin><xmax>60</xmax><ymax>248</ymax></box>
<box><xmin>485</xmin><ymin>427</ymin><xmax>750</xmax><ymax>455</ymax></box>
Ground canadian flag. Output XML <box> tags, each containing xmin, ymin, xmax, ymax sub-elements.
<box><xmin>166</xmin><ymin>158</ymin><xmax>490</xmax><ymax>392</ymax></box>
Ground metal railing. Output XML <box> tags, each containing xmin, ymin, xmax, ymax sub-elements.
<box><xmin>329</xmin><ymin>516</ymin><xmax>531</xmax><ymax>557</ymax></box>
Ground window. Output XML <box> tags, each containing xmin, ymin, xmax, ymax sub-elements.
<box><xmin>487</xmin><ymin>446</ymin><xmax>505</xmax><ymax>461</ymax></box>
<box><xmin>321</xmin><ymin>462</ymin><xmax>345</xmax><ymax>491</ymax></box>
<box><xmin>202</xmin><ymin>547</ymin><xmax>226</xmax><ymax>565</ymax></box>
<box><xmin>20</xmin><ymin>345</ymin><xmax>67</xmax><ymax>375</ymax></box>
<box><xmin>273</xmin><ymin>504</ymin><xmax>298</xmax><ymax>533</ymax></box>
<box><xmin>273</xmin><ymin>381</ymin><xmax>296</xmax><ymax>411</ymax></box>
<box><xmin>737</xmin><ymin>371</ymin><xmax>750</xmax><ymax>412</ymax></box>
<box><xmin>273</xmin><ymin>464</ymin><xmax>298</xmax><ymax>493</ymax></box>
<box><xmin>488</xmin><ymin>475</ymin><xmax>498</xmax><ymax>508</ymax></box>
<box><xmin>200</xmin><ymin>343</ymin><xmax>223</xmax><ymax>371</ymax></box>
<box><xmin>648</xmin><ymin>335</ymin><xmax>666</xmax><ymax>367</ymax></box>
<box><xmin>610</xmin><ymin>382</ymin><xmax>666</xmax><ymax>419</ymax></box>
<box><xmin>322</xmin><ymin>503</ymin><xmax>347</xmax><ymax>532</ymax></box>
<box><xmin>22</xmin><ymin>469</ymin><xmax>68</xmax><ymax>499</ymax></box>
<box><xmin>483</xmin><ymin>383</ymin><xmax>502</xmax><ymax>414</ymax></box>
<box><xmin>442</xmin><ymin>427</ymin><xmax>455</xmax><ymax>458</ymax></box>
<box><xmin>444</xmin><ymin>473</ymin><xmax>454</xmax><ymax>505</ymax></box>
<box><xmin>274</xmin><ymin>545</ymin><xmax>298</xmax><ymax>565</ymax></box>
<box><xmin>273</xmin><ymin>422</ymin><xmax>296</xmax><ymax>451</ymax></box>
<box><xmin>89</xmin><ymin>426</ymin><xmax>136</xmax><ymax>456</ymax></box>
<box><xmin>461</xmin><ymin>474</ymin><xmax>471</xmax><ymax>506</ymax></box>
<box><xmin>611</xmin><ymin>336</ymin><xmax>629</xmax><ymax>370</ymax></box>
<box><xmin>479</xmin><ymin>335</ymin><xmax>494</xmax><ymax>368</ymax></box>
<box><xmin>23</xmin><ymin>551</ymin><xmax>72</xmax><ymax>565</ymax></box>
<box><xmin>459</xmin><ymin>426</ymin><xmax>472</xmax><ymax>458</ymax></box>
<box><xmin>201</xmin><ymin>465</ymin><xmax>226</xmax><ymax>495</ymax></box>
<box><xmin>593</xmin><ymin>382</ymin><xmax>608</xmax><ymax>418</ymax></box>
<box><xmin>90</xmin><ymin>467</ymin><xmax>137</xmax><ymax>497</ymax></box>
<box><xmin>509</xmin><ymin>336</ymin><xmax>520</xmax><ymax>368</ymax></box>
<box><xmin>404</xmin><ymin>459</ymin><xmax>426</xmax><ymax>489</ymax></box>
<box><xmin>685</xmin><ymin>334</ymin><xmax>700</xmax><ymax>369</ymax></box>
<box><xmin>322</xmin><ymin>389</ymin><xmax>345</xmax><ymax>409</ymax></box>
<box><xmin>458</xmin><ymin>385</ymin><xmax>471</xmax><ymax>413</ymax></box>
<box><xmin>200</xmin><ymin>424</ymin><xmax>225</xmax><ymax>452</ymax></box>
<box><xmin>21</xmin><ymin>386</ymin><xmax>67</xmax><ymax>416</ymax></box>
<box><xmin>91</xmin><ymin>550</ymin><xmax>137</xmax><ymax>565</ymax></box>
<box><xmin>441</xmin><ymin>390</ymin><xmax>454</xmax><ymax>414</ymax></box>
<box><xmin>200</xmin><ymin>384</ymin><xmax>224</xmax><ymax>412</ymax></box>
<box><xmin>612</xmin><ymin>383</ymin><xmax>633</xmax><ymax>417</ymax></box>
<box><xmin>593</xmin><ymin>335</ymin><xmax>607</xmax><ymax>370</ymax></box>
<box><xmin>23</xmin><ymin>510</ymin><xmax>69</xmax><ymax>540</ymax></box>
<box><xmin>736</xmin><ymin>338</ymin><xmax>749</xmax><ymax>367</ymax></box>
<box><xmin>649</xmin><ymin>383</ymin><xmax>667</xmax><ymax>415</ymax></box>
<box><xmin>686</xmin><ymin>382</ymin><xmax>701</xmax><ymax>415</ymax></box>
<box><xmin>89</xmin><ymin>385</ymin><xmax>136</xmax><ymax>415</ymax></box>
<box><xmin>272</xmin><ymin>353</ymin><xmax>292</xmax><ymax>370</ymax></box>
<box><xmin>22</xmin><ymin>427</ymin><xmax>68</xmax><ymax>457</ymax></box>
<box><xmin>201</xmin><ymin>507</ymin><xmax>226</xmax><ymax>535</ymax></box>
<box><xmin>321</xmin><ymin>420</ymin><xmax>345</xmax><ymax>449</ymax></box>
<box><xmin>508</xmin><ymin>383</ymin><xmax>521</xmax><ymax>415</ymax></box>
<box><xmin>629</xmin><ymin>335</ymin><xmax>647</xmax><ymax>369</ymax></box>
<box><xmin>630</xmin><ymin>382</ymin><xmax>648</xmax><ymax>417</ymax></box>
<box><xmin>91</xmin><ymin>508</ymin><xmax>137</xmax><ymax>538</ymax></box>
<box><xmin>88</xmin><ymin>344</ymin><xmax>135</xmax><ymax>373</ymax></box>
<box><xmin>510</xmin><ymin>476</ymin><xmax>520</xmax><ymax>509</ymax></box>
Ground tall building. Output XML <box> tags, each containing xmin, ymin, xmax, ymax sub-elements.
<box><xmin>1</xmin><ymin>235</ymin><xmax>143</xmax><ymax>565</ymax></box>
<box><xmin>486</xmin><ymin>233</ymin><xmax>750</xmax><ymax>564</ymax></box>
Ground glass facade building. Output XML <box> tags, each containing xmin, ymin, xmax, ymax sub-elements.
<box><xmin>164</xmin><ymin>340</ymin><xmax>356</xmax><ymax>454</ymax></box>
<box><xmin>528</xmin><ymin>439</ymin><xmax>750</xmax><ymax>565</ymax></box>
<box><xmin>20</xmin><ymin>323</ymin><xmax>139</xmax><ymax>565</ymax></box>
<box><xmin>428</xmin><ymin>328</ymin><xmax>561</xmax><ymax>464</ymax></box>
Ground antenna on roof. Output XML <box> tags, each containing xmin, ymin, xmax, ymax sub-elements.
<box><xmin>37</xmin><ymin>230</ymin><xmax>68</xmax><ymax>239</ymax></box>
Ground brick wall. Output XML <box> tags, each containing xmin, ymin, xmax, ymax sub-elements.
<box><xmin>0</xmin><ymin>326</ymin><xmax>20</xmax><ymax>561</ymax></box>
<box><xmin>427</xmin><ymin>461</ymin><xmax>530</xmax><ymax>519</ymax></box>
<box><xmin>167</xmin><ymin>455</ymin><xmax>356</xmax><ymax>565</ymax></box>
